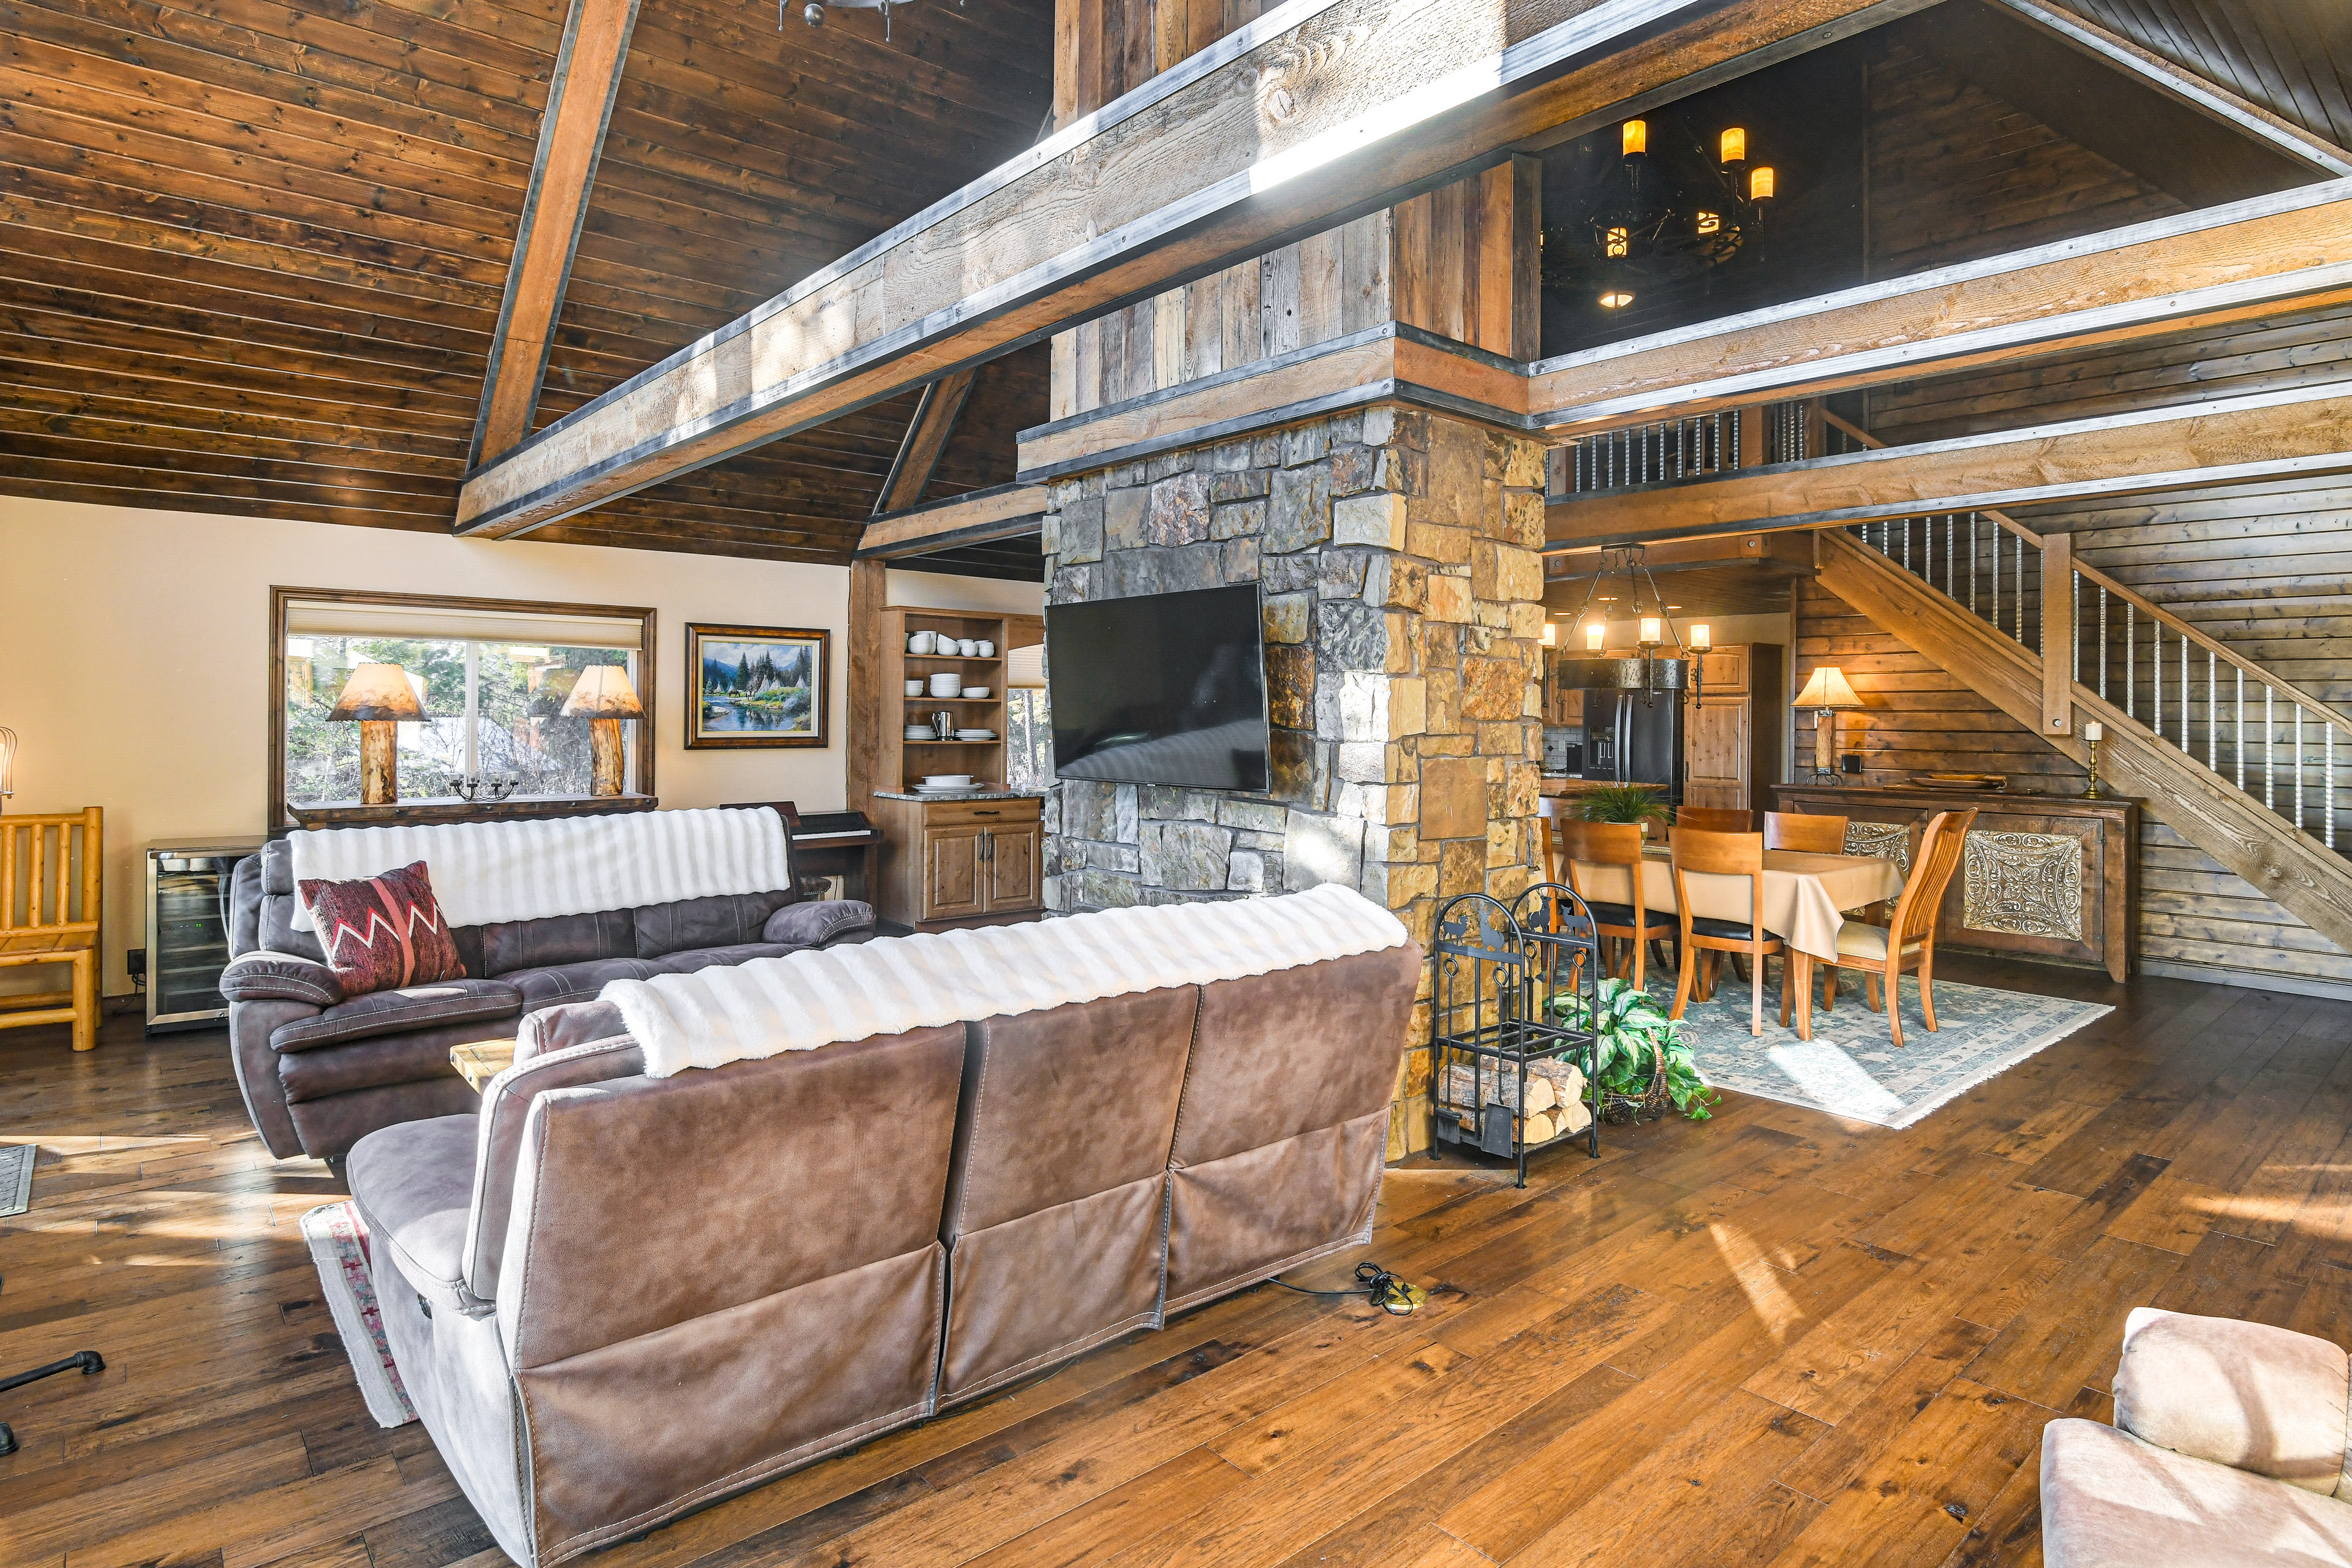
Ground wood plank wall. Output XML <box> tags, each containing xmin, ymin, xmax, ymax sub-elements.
<box><xmin>1796</xmin><ymin>42</ymin><xmax>2352</xmax><ymax>995</ymax></box>
<box><xmin>1044</xmin><ymin>0</ymin><xmax>1526</xmax><ymax>422</ymax></box>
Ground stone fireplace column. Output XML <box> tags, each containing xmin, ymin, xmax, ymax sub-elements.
<box><xmin>1040</xmin><ymin>406</ymin><xmax>1550</xmax><ymax>1161</ymax></box>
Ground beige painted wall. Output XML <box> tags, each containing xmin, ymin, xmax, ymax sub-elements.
<box><xmin>0</xmin><ymin>496</ymin><xmax>930</xmax><ymax>997</ymax></box>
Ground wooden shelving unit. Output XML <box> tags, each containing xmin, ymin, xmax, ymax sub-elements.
<box><xmin>877</xmin><ymin>607</ymin><xmax>1012</xmax><ymax>792</ymax></box>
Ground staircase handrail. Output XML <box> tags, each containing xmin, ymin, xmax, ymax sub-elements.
<box><xmin>1819</xmin><ymin>404</ymin><xmax>2352</xmax><ymax>740</ymax></box>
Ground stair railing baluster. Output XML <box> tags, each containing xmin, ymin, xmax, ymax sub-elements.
<box><xmin>2237</xmin><ymin>668</ymin><xmax>2245</xmax><ymax>791</ymax></box>
<box><xmin>2296</xmin><ymin>706</ymin><xmax>2305</xmax><ymax>831</ymax></box>
<box><xmin>2209</xmin><ymin>651</ymin><xmax>2218</xmax><ymax>772</ymax></box>
<box><xmin>2266</xmin><ymin>688</ymin><xmax>2275</xmax><ymax>810</ymax></box>
<box><xmin>2098</xmin><ymin>586</ymin><xmax>2108</xmax><ymax>699</ymax></box>
<box><xmin>2329</xmin><ymin>724</ymin><xmax>2335</xmax><ymax>850</ymax></box>
<box><xmin>2154</xmin><ymin>624</ymin><xmax>2162</xmax><ymax>739</ymax></box>
<box><xmin>2180</xmin><ymin>632</ymin><xmax>2190</xmax><ymax>754</ymax></box>
<box><xmin>2125</xmin><ymin>602</ymin><xmax>2135</xmax><ymax>720</ymax></box>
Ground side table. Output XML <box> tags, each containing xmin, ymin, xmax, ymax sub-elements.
<box><xmin>450</xmin><ymin>1039</ymin><xmax>516</xmax><ymax>1091</ymax></box>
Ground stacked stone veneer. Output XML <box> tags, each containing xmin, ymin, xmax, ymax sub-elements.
<box><xmin>1039</xmin><ymin>407</ymin><xmax>1550</xmax><ymax>1160</ymax></box>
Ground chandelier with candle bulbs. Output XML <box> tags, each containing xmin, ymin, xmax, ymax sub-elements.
<box><xmin>1544</xmin><ymin>116</ymin><xmax>1781</xmax><ymax>315</ymax></box>
<box><xmin>1551</xmin><ymin>545</ymin><xmax>1711</xmax><ymax>707</ymax></box>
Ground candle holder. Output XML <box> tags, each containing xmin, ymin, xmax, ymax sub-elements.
<box><xmin>2083</xmin><ymin>737</ymin><xmax>2103</xmax><ymax>798</ymax></box>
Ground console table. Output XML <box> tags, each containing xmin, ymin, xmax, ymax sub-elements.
<box><xmin>1769</xmin><ymin>785</ymin><xmax>2137</xmax><ymax>982</ymax></box>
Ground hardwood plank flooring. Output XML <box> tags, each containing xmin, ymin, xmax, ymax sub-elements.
<box><xmin>4</xmin><ymin>954</ymin><xmax>2347</xmax><ymax>1567</ymax></box>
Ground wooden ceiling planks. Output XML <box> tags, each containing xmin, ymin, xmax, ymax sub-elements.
<box><xmin>2051</xmin><ymin>0</ymin><xmax>2352</xmax><ymax>149</ymax></box>
<box><xmin>0</xmin><ymin>0</ymin><xmax>1050</xmax><ymax>559</ymax></box>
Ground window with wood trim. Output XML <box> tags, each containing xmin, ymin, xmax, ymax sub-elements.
<box><xmin>270</xmin><ymin>589</ymin><xmax>656</xmax><ymax>826</ymax></box>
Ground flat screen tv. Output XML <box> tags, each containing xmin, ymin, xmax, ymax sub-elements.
<box><xmin>1047</xmin><ymin>583</ymin><xmax>1269</xmax><ymax>790</ymax></box>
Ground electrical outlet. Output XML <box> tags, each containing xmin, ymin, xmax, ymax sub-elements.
<box><xmin>126</xmin><ymin>948</ymin><xmax>146</xmax><ymax>980</ymax></box>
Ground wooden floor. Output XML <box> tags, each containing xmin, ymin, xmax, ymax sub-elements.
<box><xmin>6</xmin><ymin>956</ymin><xmax>2351</xmax><ymax>1567</ymax></box>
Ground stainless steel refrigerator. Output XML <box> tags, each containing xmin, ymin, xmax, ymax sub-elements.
<box><xmin>1580</xmin><ymin>691</ymin><xmax>1685</xmax><ymax>802</ymax></box>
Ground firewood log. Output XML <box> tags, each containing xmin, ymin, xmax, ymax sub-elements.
<box><xmin>1443</xmin><ymin>1062</ymin><xmax>1558</xmax><ymax>1115</ymax></box>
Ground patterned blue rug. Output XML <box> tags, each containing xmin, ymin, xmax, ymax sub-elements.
<box><xmin>1647</xmin><ymin>965</ymin><xmax>2111</xmax><ymax>1130</ymax></box>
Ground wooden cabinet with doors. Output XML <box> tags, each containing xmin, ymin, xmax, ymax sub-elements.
<box><xmin>873</xmin><ymin>794</ymin><xmax>1044</xmax><ymax>930</ymax></box>
<box><xmin>1681</xmin><ymin>644</ymin><xmax>1784</xmax><ymax>813</ymax></box>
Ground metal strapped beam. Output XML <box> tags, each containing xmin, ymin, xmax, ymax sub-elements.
<box><xmin>456</xmin><ymin>0</ymin><xmax>1928</xmax><ymax>538</ymax></box>
<box><xmin>1525</xmin><ymin>178</ymin><xmax>2352</xmax><ymax>432</ymax></box>
<box><xmin>857</xmin><ymin>483</ymin><xmax>1050</xmax><ymax>559</ymax></box>
<box><xmin>1548</xmin><ymin>380</ymin><xmax>2352</xmax><ymax>545</ymax></box>
<box><xmin>470</xmin><ymin>0</ymin><xmax>644</xmax><ymax>466</ymax></box>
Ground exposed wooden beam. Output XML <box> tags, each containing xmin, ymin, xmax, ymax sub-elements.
<box><xmin>858</xmin><ymin>482</ymin><xmax>1049</xmax><ymax>559</ymax></box>
<box><xmin>873</xmin><ymin>370</ymin><xmax>976</xmax><ymax>515</ymax></box>
<box><xmin>456</xmin><ymin>0</ymin><xmax>1923</xmax><ymax>538</ymax></box>
<box><xmin>470</xmin><ymin>0</ymin><xmax>644</xmax><ymax>467</ymax></box>
<box><xmin>1526</xmin><ymin>178</ymin><xmax>2352</xmax><ymax>432</ymax></box>
<box><xmin>1550</xmin><ymin>380</ymin><xmax>2352</xmax><ymax>545</ymax></box>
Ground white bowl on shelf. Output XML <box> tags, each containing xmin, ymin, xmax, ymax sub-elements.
<box><xmin>903</xmin><ymin>678</ymin><xmax>924</xmax><ymax>696</ymax></box>
<box><xmin>956</xmin><ymin>728</ymin><xmax>996</xmax><ymax>741</ymax></box>
<box><xmin>960</xmin><ymin>686</ymin><xmax>990</xmax><ymax>699</ymax></box>
<box><xmin>921</xmin><ymin>774</ymin><xmax>974</xmax><ymax>789</ymax></box>
<box><xmin>928</xmin><ymin>672</ymin><xmax>963</xmax><ymax>698</ymax></box>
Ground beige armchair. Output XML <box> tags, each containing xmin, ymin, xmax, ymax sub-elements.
<box><xmin>2041</xmin><ymin>1307</ymin><xmax>2352</xmax><ymax>1566</ymax></box>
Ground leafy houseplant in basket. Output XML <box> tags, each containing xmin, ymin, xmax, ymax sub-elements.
<box><xmin>1551</xmin><ymin>978</ymin><xmax>1717</xmax><ymax>1122</ymax></box>
<box><xmin>1575</xmin><ymin>783</ymin><xmax>1672</xmax><ymax>837</ymax></box>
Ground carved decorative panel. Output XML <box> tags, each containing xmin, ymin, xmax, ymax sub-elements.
<box><xmin>1844</xmin><ymin>821</ymin><xmax>1912</xmax><ymax>875</ymax></box>
<box><xmin>1962</xmin><ymin>831</ymin><xmax>2083</xmax><ymax>940</ymax></box>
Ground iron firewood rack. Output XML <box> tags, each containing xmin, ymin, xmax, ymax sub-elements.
<box><xmin>1428</xmin><ymin>884</ymin><xmax>1602</xmax><ymax>1186</ymax></box>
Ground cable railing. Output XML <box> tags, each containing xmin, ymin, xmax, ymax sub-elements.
<box><xmin>1849</xmin><ymin>508</ymin><xmax>2352</xmax><ymax>854</ymax></box>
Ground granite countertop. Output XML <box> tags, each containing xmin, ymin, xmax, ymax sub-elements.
<box><xmin>872</xmin><ymin>788</ymin><xmax>1047</xmax><ymax>802</ymax></box>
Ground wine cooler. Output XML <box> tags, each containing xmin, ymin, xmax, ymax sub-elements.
<box><xmin>144</xmin><ymin>839</ymin><xmax>265</xmax><ymax>1033</ymax></box>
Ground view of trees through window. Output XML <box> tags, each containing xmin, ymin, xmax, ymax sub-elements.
<box><xmin>1006</xmin><ymin>688</ymin><xmax>1053</xmax><ymax>791</ymax></box>
<box><xmin>285</xmin><ymin>636</ymin><xmax>634</xmax><ymax>802</ymax></box>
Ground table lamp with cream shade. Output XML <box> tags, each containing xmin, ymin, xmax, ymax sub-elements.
<box><xmin>1793</xmin><ymin>665</ymin><xmax>1863</xmax><ymax>783</ymax></box>
<box><xmin>562</xmin><ymin>666</ymin><xmax>644</xmax><ymax>797</ymax></box>
<box><xmin>328</xmin><ymin>663</ymin><xmax>425</xmax><ymax>805</ymax></box>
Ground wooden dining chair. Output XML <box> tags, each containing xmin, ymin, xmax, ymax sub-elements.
<box><xmin>1556</xmin><ymin>819</ymin><xmax>1675</xmax><ymax>992</ymax></box>
<box><xmin>1833</xmin><ymin>808</ymin><xmax>1978</xmax><ymax>1047</ymax></box>
<box><xmin>1763</xmin><ymin>810</ymin><xmax>1847</xmax><ymax>853</ymax></box>
<box><xmin>1667</xmin><ymin>827</ymin><xmax>1788</xmax><ymax>1037</ymax></box>
<box><xmin>1676</xmin><ymin>806</ymin><xmax>1753</xmax><ymax>833</ymax></box>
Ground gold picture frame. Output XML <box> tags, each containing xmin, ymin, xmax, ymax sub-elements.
<box><xmin>685</xmin><ymin>623</ymin><xmax>830</xmax><ymax>750</ymax></box>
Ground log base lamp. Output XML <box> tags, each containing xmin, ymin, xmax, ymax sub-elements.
<box><xmin>327</xmin><ymin>663</ymin><xmax>425</xmax><ymax>805</ymax></box>
<box><xmin>1793</xmin><ymin>666</ymin><xmax>1863</xmax><ymax>785</ymax></box>
<box><xmin>562</xmin><ymin>666</ymin><xmax>644</xmax><ymax>798</ymax></box>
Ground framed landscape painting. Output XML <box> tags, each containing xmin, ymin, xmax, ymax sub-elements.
<box><xmin>685</xmin><ymin>623</ymin><xmax>829</xmax><ymax>749</ymax></box>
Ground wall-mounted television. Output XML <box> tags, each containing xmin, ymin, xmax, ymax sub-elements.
<box><xmin>1047</xmin><ymin>583</ymin><xmax>1270</xmax><ymax>791</ymax></box>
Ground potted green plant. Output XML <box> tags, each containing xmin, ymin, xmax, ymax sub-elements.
<box><xmin>1575</xmin><ymin>782</ymin><xmax>1672</xmax><ymax>837</ymax></box>
<box><xmin>1551</xmin><ymin>977</ymin><xmax>1717</xmax><ymax>1121</ymax></box>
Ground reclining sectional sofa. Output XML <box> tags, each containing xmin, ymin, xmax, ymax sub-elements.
<box><xmin>2042</xmin><ymin>1306</ymin><xmax>2352</xmax><ymax>1566</ymax></box>
<box><xmin>221</xmin><ymin>830</ymin><xmax>874</xmax><ymax>1161</ymax></box>
<box><xmin>342</xmin><ymin>937</ymin><xmax>1422</xmax><ymax>1567</ymax></box>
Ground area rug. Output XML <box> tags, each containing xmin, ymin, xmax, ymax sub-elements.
<box><xmin>1656</xmin><ymin>967</ymin><xmax>2110</xmax><ymax>1130</ymax></box>
<box><xmin>300</xmin><ymin>1200</ymin><xmax>417</xmax><ymax>1427</ymax></box>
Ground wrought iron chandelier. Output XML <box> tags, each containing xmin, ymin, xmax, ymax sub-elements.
<box><xmin>1550</xmin><ymin>117</ymin><xmax>1782</xmax><ymax>314</ymax></box>
<box><xmin>1553</xmin><ymin>545</ymin><xmax>1709</xmax><ymax>707</ymax></box>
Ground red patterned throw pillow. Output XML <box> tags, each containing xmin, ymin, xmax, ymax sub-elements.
<box><xmin>299</xmin><ymin>861</ymin><xmax>467</xmax><ymax>995</ymax></box>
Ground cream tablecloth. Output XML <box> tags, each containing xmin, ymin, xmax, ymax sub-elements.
<box><xmin>1567</xmin><ymin>849</ymin><xmax>1905</xmax><ymax>962</ymax></box>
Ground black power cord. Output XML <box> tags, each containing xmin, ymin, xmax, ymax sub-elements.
<box><xmin>1270</xmin><ymin>1261</ymin><xmax>1427</xmax><ymax>1315</ymax></box>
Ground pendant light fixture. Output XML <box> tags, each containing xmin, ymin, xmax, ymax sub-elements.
<box><xmin>1555</xmin><ymin>545</ymin><xmax>1703</xmax><ymax>707</ymax></box>
<box><xmin>1561</xmin><ymin>117</ymin><xmax>1787</xmax><ymax>312</ymax></box>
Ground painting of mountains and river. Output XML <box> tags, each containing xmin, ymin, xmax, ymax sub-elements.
<box><xmin>684</xmin><ymin>623</ymin><xmax>830</xmax><ymax>749</ymax></box>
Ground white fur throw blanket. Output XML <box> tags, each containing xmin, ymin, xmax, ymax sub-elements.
<box><xmin>288</xmin><ymin>808</ymin><xmax>793</xmax><ymax>931</ymax></box>
<box><xmin>604</xmin><ymin>883</ymin><xmax>1410</xmax><ymax>1077</ymax></box>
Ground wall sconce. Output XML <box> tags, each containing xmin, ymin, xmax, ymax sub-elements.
<box><xmin>1750</xmin><ymin>165</ymin><xmax>1776</xmax><ymax>201</ymax></box>
<box><xmin>1720</xmin><ymin>126</ymin><xmax>1746</xmax><ymax>164</ymax></box>
<box><xmin>1621</xmin><ymin>119</ymin><xmax>1646</xmax><ymax>156</ymax></box>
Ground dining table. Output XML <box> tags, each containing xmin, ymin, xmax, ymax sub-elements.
<box><xmin>1566</xmin><ymin>846</ymin><xmax>1907</xmax><ymax>1039</ymax></box>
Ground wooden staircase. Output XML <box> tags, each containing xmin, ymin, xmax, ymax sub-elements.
<box><xmin>1818</xmin><ymin>526</ymin><xmax>2352</xmax><ymax>954</ymax></box>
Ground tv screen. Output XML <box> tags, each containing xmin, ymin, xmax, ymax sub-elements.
<box><xmin>1047</xmin><ymin>584</ymin><xmax>1270</xmax><ymax>790</ymax></box>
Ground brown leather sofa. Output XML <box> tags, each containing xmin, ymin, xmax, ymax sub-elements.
<box><xmin>342</xmin><ymin>939</ymin><xmax>1420</xmax><ymax>1566</ymax></box>
<box><xmin>221</xmin><ymin>832</ymin><xmax>875</xmax><ymax>1161</ymax></box>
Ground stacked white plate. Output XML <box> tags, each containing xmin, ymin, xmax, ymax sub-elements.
<box><xmin>903</xmin><ymin>726</ymin><xmax>934</xmax><ymax>740</ymax></box>
<box><xmin>918</xmin><ymin>774</ymin><xmax>974</xmax><ymax>793</ymax></box>
<box><xmin>956</xmin><ymin>728</ymin><xmax>996</xmax><ymax>741</ymax></box>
